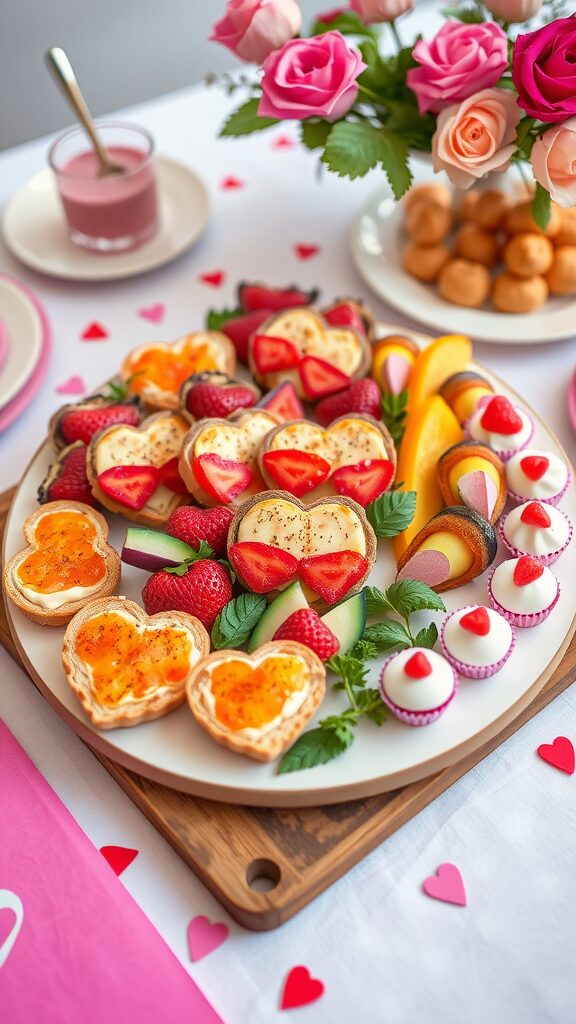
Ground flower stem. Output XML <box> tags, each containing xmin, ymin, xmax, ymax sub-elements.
<box><xmin>388</xmin><ymin>19</ymin><xmax>403</xmax><ymax>53</ymax></box>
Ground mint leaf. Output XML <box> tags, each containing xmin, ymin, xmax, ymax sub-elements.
<box><xmin>381</xmin><ymin>389</ymin><xmax>408</xmax><ymax>446</ymax></box>
<box><xmin>220</xmin><ymin>98</ymin><xmax>278</xmax><ymax>137</ymax></box>
<box><xmin>318</xmin><ymin>715</ymin><xmax>356</xmax><ymax>748</ymax></box>
<box><xmin>277</xmin><ymin>726</ymin><xmax>350</xmax><ymax>774</ymax></box>
<box><xmin>206</xmin><ymin>307</ymin><xmax>242</xmax><ymax>330</ymax></box>
<box><xmin>211</xmin><ymin>593</ymin><xmax>267</xmax><ymax>650</ymax></box>
<box><xmin>378</xmin><ymin>127</ymin><xmax>412</xmax><ymax>200</ymax></box>
<box><xmin>363</xmin><ymin>585</ymin><xmax>393</xmax><ymax>615</ymax></box>
<box><xmin>355</xmin><ymin>688</ymin><xmax>388</xmax><ymax>726</ymax></box>
<box><xmin>321</xmin><ymin>121</ymin><xmax>385</xmax><ymax>181</ymax></box>
<box><xmin>531</xmin><ymin>181</ymin><xmax>551</xmax><ymax>232</ymax></box>
<box><xmin>165</xmin><ymin>541</ymin><xmax>215</xmax><ymax>575</ymax></box>
<box><xmin>350</xmin><ymin>638</ymin><xmax>379</xmax><ymax>661</ymax></box>
<box><xmin>366</xmin><ymin>490</ymin><xmax>416</xmax><ymax>538</ymax></box>
<box><xmin>363</xmin><ymin>620</ymin><xmax>412</xmax><ymax>652</ymax></box>
<box><xmin>300</xmin><ymin>120</ymin><xmax>332</xmax><ymax>151</ymax></box>
<box><xmin>384</xmin><ymin>580</ymin><xmax>446</xmax><ymax>618</ymax></box>
<box><xmin>326</xmin><ymin>654</ymin><xmax>368</xmax><ymax>690</ymax></box>
<box><xmin>413</xmin><ymin>623</ymin><xmax>439</xmax><ymax>650</ymax></box>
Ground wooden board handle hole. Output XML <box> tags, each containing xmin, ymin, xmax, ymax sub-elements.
<box><xmin>246</xmin><ymin>858</ymin><xmax>282</xmax><ymax>893</ymax></box>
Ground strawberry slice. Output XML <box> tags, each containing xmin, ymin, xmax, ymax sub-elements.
<box><xmin>480</xmin><ymin>395</ymin><xmax>523</xmax><ymax>435</ymax></box>
<box><xmin>221</xmin><ymin>308</ymin><xmax>272</xmax><ymax>363</ymax></box>
<box><xmin>299</xmin><ymin>550</ymin><xmax>368</xmax><ymax>603</ymax></box>
<box><xmin>323</xmin><ymin>301</ymin><xmax>365</xmax><ymax>335</ymax></box>
<box><xmin>299</xmin><ymin>356</ymin><xmax>350</xmax><ymax>399</ymax></box>
<box><xmin>252</xmin><ymin>334</ymin><xmax>301</xmax><ymax>374</ymax></box>
<box><xmin>98</xmin><ymin>465</ymin><xmax>161</xmax><ymax>510</ymax></box>
<box><xmin>159</xmin><ymin>457</ymin><xmax>189</xmax><ymax>496</ymax></box>
<box><xmin>520</xmin><ymin>501</ymin><xmax>551</xmax><ymax>527</ymax></box>
<box><xmin>520</xmin><ymin>454</ymin><xmax>549</xmax><ymax>481</ymax></box>
<box><xmin>193</xmin><ymin>454</ymin><xmax>252</xmax><ymax>503</ymax></box>
<box><xmin>258</xmin><ymin>381</ymin><xmax>304</xmax><ymax>422</ymax></box>
<box><xmin>332</xmin><ymin>459</ymin><xmax>395</xmax><ymax>506</ymax></box>
<box><xmin>262</xmin><ymin>449</ymin><xmax>331</xmax><ymax>497</ymax></box>
<box><xmin>228</xmin><ymin>542</ymin><xmax>299</xmax><ymax>593</ymax></box>
<box><xmin>513</xmin><ymin>555</ymin><xmax>544</xmax><ymax>586</ymax></box>
<box><xmin>238</xmin><ymin>283</ymin><xmax>318</xmax><ymax>312</ymax></box>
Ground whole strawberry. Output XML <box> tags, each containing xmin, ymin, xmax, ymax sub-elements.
<box><xmin>166</xmin><ymin>505</ymin><xmax>234</xmax><ymax>557</ymax></box>
<box><xmin>182</xmin><ymin>372</ymin><xmax>259</xmax><ymax>420</ymax></box>
<box><xmin>273</xmin><ymin>609</ymin><xmax>339</xmax><ymax>661</ymax></box>
<box><xmin>142</xmin><ymin>558</ymin><xmax>233</xmax><ymax>630</ymax></box>
<box><xmin>315</xmin><ymin>378</ymin><xmax>381</xmax><ymax>427</ymax></box>
<box><xmin>59</xmin><ymin>401</ymin><xmax>141</xmax><ymax>446</ymax></box>
<box><xmin>38</xmin><ymin>442</ymin><xmax>95</xmax><ymax>506</ymax></box>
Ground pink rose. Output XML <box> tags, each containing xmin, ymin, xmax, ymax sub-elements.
<box><xmin>350</xmin><ymin>0</ymin><xmax>413</xmax><ymax>23</ymax></box>
<box><xmin>512</xmin><ymin>16</ymin><xmax>576</xmax><ymax>124</ymax></box>
<box><xmin>407</xmin><ymin>21</ymin><xmax>509</xmax><ymax>115</ymax></box>
<box><xmin>210</xmin><ymin>0</ymin><xmax>301</xmax><ymax>65</ymax></box>
<box><xmin>485</xmin><ymin>0</ymin><xmax>543</xmax><ymax>21</ymax></box>
<box><xmin>531</xmin><ymin>120</ymin><xmax>576</xmax><ymax>208</ymax></box>
<box><xmin>259</xmin><ymin>32</ymin><xmax>366</xmax><ymax>121</ymax></box>
<box><xmin>432</xmin><ymin>88</ymin><xmax>521</xmax><ymax>189</ymax></box>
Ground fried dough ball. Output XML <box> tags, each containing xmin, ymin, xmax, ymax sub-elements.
<box><xmin>405</xmin><ymin>201</ymin><xmax>453</xmax><ymax>245</ymax></box>
<box><xmin>503</xmin><ymin>233</ymin><xmax>554</xmax><ymax>278</ymax></box>
<box><xmin>403</xmin><ymin>242</ymin><xmax>452</xmax><ymax>282</ymax></box>
<box><xmin>546</xmin><ymin>246</ymin><xmax>576</xmax><ymax>295</ymax></box>
<box><xmin>492</xmin><ymin>272</ymin><xmax>549</xmax><ymax>313</ymax></box>
<box><xmin>404</xmin><ymin>183</ymin><xmax>452</xmax><ymax>213</ymax></box>
<box><xmin>457</xmin><ymin>191</ymin><xmax>480</xmax><ymax>223</ymax></box>
<box><xmin>470</xmin><ymin>190</ymin><xmax>509</xmax><ymax>231</ymax></box>
<box><xmin>453</xmin><ymin>223</ymin><xmax>499</xmax><ymax>268</ymax></box>
<box><xmin>555</xmin><ymin>208</ymin><xmax>576</xmax><ymax>246</ymax></box>
<box><xmin>438</xmin><ymin>259</ymin><xmax>491</xmax><ymax>308</ymax></box>
<box><xmin>503</xmin><ymin>200</ymin><xmax>561</xmax><ymax>238</ymax></box>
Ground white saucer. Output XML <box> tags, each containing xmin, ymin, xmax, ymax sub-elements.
<box><xmin>0</xmin><ymin>275</ymin><xmax>43</xmax><ymax>409</ymax></box>
<box><xmin>2</xmin><ymin>157</ymin><xmax>210</xmax><ymax>282</ymax></box>
<box><xmin>351</xmin><ymin>188</ymin><xmax>576</xmax><ymax>345</ymax></box>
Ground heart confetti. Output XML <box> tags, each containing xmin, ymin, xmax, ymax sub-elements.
<box><xmin>199</xmin><ymin>271</ymin><xmax>225</xmax><ymax>288</ymax></box>
<box><xmin>56</xmin><ymin>375</ymin><xmax>86</xmax><ymax>396</ymax></box>
<box><xmin>220</xmin><ymin>176</ymin><xmax>245</xmax><ymax>190</ymax></box>
<box><xmin>81</xmin><ymin>322</ymin><xmax>109</xmax><ymax>341</ymax></box>
<box><xmin>272</xmin><ymin>135</ymin><xmax>295</xmax><ymax>149</ymax></box>
<box><xmin>423</xmin><ymin>863</ymin><xmax>467</xmax><ymax>907</ymax></box>
<box><xmin>537</xmin><ymin>736</ymin><xmax>575</xmax><ymax>774</ymax></box>
<box><xmin>137</xmin><ymin>303</ymin><xmax>165</xmax><ymax>323</ymax></box>
<box><xmin>187</xmin><ymin>915</ymin><xmax>229</xmax><ymax>962</ymax></box>
<box><xmin>100</xmin><ymin>846</ymin><xmax>139</xmax><ymax>876</ymax></box>
<box><xmin>281</xmin><ymin>966</ymin><xmax>325</xmax><ymax>1010</ymax></box>
<box><xmin>294</xmin><ymin>244</ymin><xmax>320</xmax><ymax>261</ymax></box>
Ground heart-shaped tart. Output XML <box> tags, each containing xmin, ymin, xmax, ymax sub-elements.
<box><xmin>186</xmin><ymin>640</ymin><xmax>326</xmax><ymax>761</ymax></box>
<box><xmin>87</xmin><ymin>411</ymin><xmax>190</xmax><ymax>526</ymax></box>
<box><xmin>120</xmin><ymin>332</ymin><xmax>236</xmax><ymax>410</ymax></box>
<box><xmin>63</xmin><ymin>597</ymin><xmax>210</xmax><ymax>728</ymax></box>
<box><xmin>179</xmin><ymin>410</ymin><xmax>280</xmax><ymax>507</ymax></box>
<box><xmin>248</xmin><ymin>308</ymin><xmax>371</xmax><ymax>399</ymax></box>
<box><xmin>48</xmin><ymin>394</ymin><xmax>143</xmax><ymax>451</ymax></box>
<box><xmin>3</xmin><ymin>501</ymin><xmax>120</xmax><ymax>626</ymax></box>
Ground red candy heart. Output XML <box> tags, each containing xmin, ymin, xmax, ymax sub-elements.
<box><xmin>537</xmin><ymin>736</ymin><xmax>575</xmax><ymax>775</ymax></box>
<box><xmin>281</xmin><ymin>966</ymin><xmax>325</xmax><ymax>1010</ymax></box>
<box><xmin>459</xmin><ymin>606</ymin><xmax>491</xmax><ymax>636</ymax></box>
<box><xmin>520</xmin><ymin>501</ymin><xmax>551</xmax><ymax>528</ymax></box>
<box><xmin>480</xmin><ymin>395</ymin><xmax>522</xmax><ymax>435</ymax></box>
<box><xmin>199</xmin><ymin>271</ymin><xmax>225</xmax><ymax>288</ymax></box>
<box><xmin>520</xmin><ymin>455</ymin><xmax>549</xmax><ymax>481</ymax></box>
<box><xmin>404</xmin><ymin>651</ymin><xmax>432</xmax><ymax>678</ymax></box>
<box><xmin>513</xmin><ymin>555</ymin><xmax>544</xmax><ymax>586</ymax></box>
<box><xmin>81</xmin><ymin>321</ymin><xmax>108</xmax><ymax>340</ymax></box>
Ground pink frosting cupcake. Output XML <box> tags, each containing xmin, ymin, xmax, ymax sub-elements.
<box><xmin>499</xmin><ymin>501</ymin><xmax>573</xmax><ymax>566</ymax></box>
<box><xmin>487</xmin><ymin>555</ymin><xmax>560</xmax><ymax>628</ymax></box>
<box><xmin>465</xmin><ymin>394</ymin><xmax>534</xmax><ymax>462</ymax></box>
<box><xmin>379</xmin><ymin>648</ymin><xmax>458</xmax><ymax>726</ymax></box>
<box><xmin>505</xmin><ymin>449</ymin><xmax>571</xmax><ymax>507</ymax></box>
<box><xmin>441</xmin><ymin>604</ymin><xmax>515</xmax><ymax>679</ymax></box>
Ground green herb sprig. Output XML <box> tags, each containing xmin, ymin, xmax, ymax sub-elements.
<box><xmin>381</xmin><ymin>389</ymin><xmax>408</xmax><ymax>446</ymax></box>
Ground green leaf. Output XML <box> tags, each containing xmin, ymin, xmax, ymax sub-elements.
<box><xmin>378</xmin><ymin>127</ymin><xmax>412</xmax><ymax>200</ymax></box>
<box><xmin>318</xmin><ymin>715</ymin><xmax>357</xmax><ymax>748</ymax></box>
<box><xmin>220</xmin><ymin>98</ymin><xmax>278</xmax><ymax>138</ymax></box>
<box><xmin>413</xmin><ymin>623</ymin><xmax>439</xmax><ymax>650</ymax></box>
<box><xmin>441</xmin><ymin>6</ymin><xmax>484</xmax><ymax>23</ymax></box>
<box><xmin>206</xmin><ymin>307</ymin><xmax>242</xmax><ymax>330</ymax></box>
<box><xmin>532</xmin><ymin>181</ymin><xmax>551</xmax><ymax>232</ymax></box>
<box><xmin>355</xmin><ymin>688</ymin><xmax>388</xmax><ymax>726</ymax></box>
<box><xmin>350</xmin><ymin>638</ymin><xmax>380</xmax><ymax>661</ymax></box>
<box><xmin>384</xmin><ymin>100</ymin><xmax>436</xmax><ymax>151</ymax></box>
<box><xmin>321</xmin><ymin>120</ymin><xmax>384</xmax><ymax>180</ymax></box>
<box><xmin>211</xmin><ymin>593</ymin><xmax>267</xmax><ymax>650</ymax></box>
<box><xmin>384</xmin><ymin>580</ymin><xmax>446</xmax><ymax>618</ymax></box>
<box><xmin>363</xmin><ymin>585</ymin><xmax>392</xmax><ymax>616</ymax></box>
<box><xmin>366</xmin><ymin>490</ymin><xmax>416</xmax><ymax>539</ymax></box>
<box><xmin>165</xmin><ymin>541</ymin><xmax>215</xmax><ymax>575</ymax></box>
<box><xmin>381</xmin><ymin>389</ymin><xmax>408</xmax><ymax>446</ymax></box>
<box><xmin>362</xmin><ymin>620</ymin><xmax>412</xmax><ymax>652</ymax></box>
<box><xmin>326</xmin><ymin>654</ymin><xmax>368</xmax><ymax>690</ymax></box>
<box><xmin>300</xmin><ymin>120</ymin><xmax>332</xmax><ymax>151</ymax></box>
<box><xmin>277</xmin><ymin>726</ymin><xmax>351</xmax><ymax>774</ymax></box>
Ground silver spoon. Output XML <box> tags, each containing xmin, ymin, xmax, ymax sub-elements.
<box><xmin>45</xmin><ymin>47</ymin><xmax>124</xmax><ymax>176</ymax></box>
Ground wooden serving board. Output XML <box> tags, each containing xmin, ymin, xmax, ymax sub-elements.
<box><xmin>2</xmin><ymin>485</ymin><xmax>575</xmax><ymax>931</ymax></box>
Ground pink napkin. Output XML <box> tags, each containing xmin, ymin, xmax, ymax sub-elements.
<box><xmin>0</xmin><ymin>719</ymin><xmax>222</xmax><ymax>1024</ymax></box>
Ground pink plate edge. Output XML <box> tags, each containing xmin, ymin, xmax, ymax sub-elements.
<box><xmin>0</xmin><ymin>274</ymin><xmax>52</xmax><ymax>431</ymax></box>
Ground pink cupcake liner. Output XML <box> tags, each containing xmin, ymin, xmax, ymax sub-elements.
<box><xmin>464</xmin><ymin>416</ymin><xmax>535</xmax><ymax>463</ymax></box>
<box><xmin>498</xmin><ymin>509</ymin><xmax>573</xmax><ymax>566</ymax></box>
<box><xmin>379</xmin><ymin>655</ymin><xmax>458</xmax><ymax>727</ymax></box>
<box><xmin>487</xmin><ymin>568</ymin><xmax>561</xmax><ymax>628</ymax></box>
<box><xmin>507</xmin><ymin>466</ymin><xmax>572</xmax><ymax>508</ymax></box>
<box><xmin>440</xmin><ymin>606</ymin><xmax>516</xmax><ymax>679</ymax></box>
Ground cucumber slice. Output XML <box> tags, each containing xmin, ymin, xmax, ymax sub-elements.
<box><xmin>248</xmin><ymin>581</ymin><xmax>309</xmax><ymax>652</ymax></box>
<box><xmin>321</xmin><ymin>591</ymin><xmax>366</xmax><ymax>654</ymax></box>
<box><xmin>122</xmin><ymin>527</ymin><xmax>196</xmax><ymax>572</ymax></box>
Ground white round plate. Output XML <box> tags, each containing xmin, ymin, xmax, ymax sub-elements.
<box><xmin>4</xmin><ymin>337</ymin><xmax>575</xmax><ymax>806</ymax></box>
<box><xmin>0</xmin><ymin>275</ymin><xmax>44</xmax><ymax>409</ymax></box>
<box><xmin>2</xmin><ymin>157</ymin><xmax>210</xmax><ymax>282</ymax></box>
<box><xmin>351</xmin><ymin>189</ymin><xmax>576</xmax><ymax>344</ymax></box>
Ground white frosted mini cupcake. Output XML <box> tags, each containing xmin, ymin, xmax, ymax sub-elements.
<box><xmin>499</xmin><ymin>501</ymin><xmax>572</xmax><ymax>565</ymax></box>
<box><xmin>379</xmin><ymin>648</ymin><xmax>457</xmax><ymax>727</ymax></box>
<box><xmin>466</xmin><ymin>394</ymin><xmax>534</xmax><ymax>462</ymax></box>
<box><xmin>441</xmin><ymin>604</ymin><xmax>515</xmax><ymax>679</ymax></box>
<box><xmin>506</xmin><ymin>449</ymin><xmax>571</xmax><ymax>506</ymax></box>
<box><xmin>487</xmin><ymin>555</ymin><xmax>560</xmax><ymax>628</ymax></box>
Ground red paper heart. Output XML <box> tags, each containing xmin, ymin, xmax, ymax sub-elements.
<box><xmin>272</xmin><ymin>135</ymin><xmax>295</xmax><ymax>149</ymax></box>
<box><xmin>460</xmin><ymin>606</ymin><xmax>491</xmax><ymax>637</ymax></box>
<box><xmin>537</xmin><ymin>736</ymin><xmax>575</xmax><ymax>775</ymax></box>
<box><xmin>199</xmin><ymin>271</ymin><xmax>225</xmax><ymax>288</ymax></box>
<box><xmin>81</xmin><ymin>322</ymin><xmax>108</xmax><ymax>341</ymax></box>
<box><xmin>294</xmin><ymin>244</ymin><xmax>320</xmax><ymax>261</ymax></box>
<box><xmin>220</xmin><ymin>176</ymin><xmax>244</xmax><ymax>190</ymax></box>
<box><xmin>423</xmin><ymin>863</ymin><xmax>467</xmax><ymax>906</ymax></box>
<box><xmin>281</xmin><ymin>966</ymin><xmax>325</xmax><ymax>1010</ymax></box>
<box><xmin>100</xmin><ymin>845</ymin><xmax>139</xmax><ymax>875</ymax></box>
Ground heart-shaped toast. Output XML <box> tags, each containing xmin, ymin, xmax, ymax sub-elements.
<box><xmin>3</xmin><ymin>501</ymin><xmax>120</xmax><ymax>626</ymax></box>
<box><xmin>248</xmin><ymin>308</ymin><xmax>371</xmax><ymax>399</ymax></box>
<box><xmin>186</xmin><ymin>640</ymin><xmax>326</xmax><ymax>761</ymax></box>
<box><xmin>87</xmin><ymin>411</ymin><xmax>190</xmax><ymax>526</ymax></box>
<box><xmin>179</xmin><ymin>409</ymin><xmax>280</xmax><ymax>507</ymax></box>
<box><xmin>120</xmin><ymin>332</ymin><xmax>236</xmax><ymax>410</ymax></box>
<box><xmin>63</xmin><ymin>597</ymin><xmax>210</xmax><ymax>729</ymax></box>
<box><xmin>259</xmin><ymin>415</ymin><xmax>396</xmax><ymax>503</ymax></box>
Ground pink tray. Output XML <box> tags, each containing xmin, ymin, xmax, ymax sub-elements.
<box><xmin>0</xmin><ymin>275</ymin><xmax>52</xmax><ymax>432</ymax></box>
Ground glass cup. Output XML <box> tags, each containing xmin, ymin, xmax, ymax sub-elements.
<box><xmin>49</xmin><ymin>121</ymin><xmax>159</xmax><ymax>253</ymax></box>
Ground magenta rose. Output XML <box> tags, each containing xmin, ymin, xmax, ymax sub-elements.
<box><xmin>407</xmin><ymin>21</ymin><xmax>509</xmax><ymax>116</ymax></box>
<box><xmin>259</xmin><ymin>32</ymin><xmax>366</xmax><ymax>121</ymax></box>
<box><xmin>513</xmin><ymin>16</ymin><xmax>576</xmax><ymax>124</ymax></box>
<box><xmin>210</xmin><ymin>0</ymin><xmax>301</xmax><ymax>65</ymax></box>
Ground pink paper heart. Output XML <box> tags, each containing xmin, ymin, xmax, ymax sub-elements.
<box><xmin>458</xmin><ymin>470</ymin><xmax>498</xmax><ymax>521</ymax></box>
<box><xmin>383</xmin><ymin>353</ymin><xmax>412</xmax><ymax>395</ymax></box>
<box><xmin>220</xmin><ymin>176</ymin><xmax>244</xmax><ymax>190</ymax></box>
<box><xmin>187</xmin><ymin>915</ymin><xmax>229</xmax><ymax>962</ymax></box>
<box><xmin>56</xmin><ymin>375</ymin><xmax>86</xmax><ymax>396</ymax></box>
<box><xmin>423</xmin><ymin>863</ymin><xmax>467</xmax><ymax>906</ymax></box>
<box><xmin>138</xmin><ymin>303</ymin><xmax>165</xmax><ymax>323</ymax></box>
<box><xmin>272</xmin><ymin>135</ymin><xmax>295</xmax><ymax>149</ymax></box>
<box><xmin>396</xmin><ymin>549</ymin><xmax>450</xmax><ymax>587</ymax></box>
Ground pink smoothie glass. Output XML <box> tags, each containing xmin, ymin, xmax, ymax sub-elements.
<box><xmin>49</xmin><ymin>121</ymin><xmax>158</xmax><ymax>252</ymax></box>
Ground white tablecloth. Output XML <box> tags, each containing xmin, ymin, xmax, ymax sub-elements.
<box><xmin>1</xmin><ymin>44</ymin><xmax>576</xmax><ymax>1024</ymax></box>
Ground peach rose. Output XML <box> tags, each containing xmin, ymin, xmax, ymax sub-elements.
<box><xmin>432</xmin><ymin>88</ymin><xmax>521</xmax><ymax>189</ymax></box>
<box><xmin>531</xmin><ymin>119</ymin><xmax>576</xmax><ymax>209</ymax></box>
